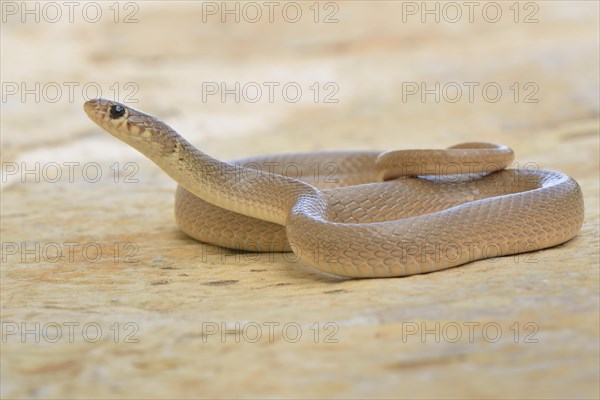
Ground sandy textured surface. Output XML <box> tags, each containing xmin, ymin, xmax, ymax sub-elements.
<box><xmin>1</xmin><ymin>1</ymin><xmax>599</xmax><ymax>399</ymax></box>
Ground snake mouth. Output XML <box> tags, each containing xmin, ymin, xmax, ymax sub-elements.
<box><xmin>83</xmin><ymin>98</ymin><xmax>112</xmax><ymax>121</ymax></box>
<box><xmin>84</xmin><ymin>98</ymin><xmax>132</xmax><ymax>135</ymax></box>
<box><xmin>84</xmin><ymin>97</ymin><xmax>134</xmax><ymax>126</ymax></box>
<box><xmin>83</xmin><ymin>98</ymin><xmax>140</xmax><ymax>141</ymax></box>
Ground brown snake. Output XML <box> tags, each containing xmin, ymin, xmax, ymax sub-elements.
<box><xmin>84</xmin><ymin>98</ymin><xmax>584</xmax><ymax>278</ymax></box>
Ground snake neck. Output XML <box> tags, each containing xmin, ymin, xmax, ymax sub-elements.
<box><xmin>152</xmin><ymin>135</ymin><xmax>324</xmax><ymax>226</ymax></box>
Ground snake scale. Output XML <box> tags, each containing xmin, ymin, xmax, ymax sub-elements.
<box><xmin>84</xmin><ymin>98</ymin><xmax>584</xmax><ymax>278</ymax></box>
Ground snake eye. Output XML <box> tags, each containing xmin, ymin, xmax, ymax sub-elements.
<box><xmin>109</xmin><ymin>104</ymin><xmax>126</xmax><ymax>119</ymax></box>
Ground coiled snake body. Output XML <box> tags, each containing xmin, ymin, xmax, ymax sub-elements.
<box><xmin>84</xmin><ymin>99</ymin><xmax>584</xmax><ymax>278</ymax></box>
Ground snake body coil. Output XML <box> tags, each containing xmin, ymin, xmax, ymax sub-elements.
<box><xmin>84</xmin><ymin>99</ymin><xmax>584</xmax><ymax>278</ymax></box>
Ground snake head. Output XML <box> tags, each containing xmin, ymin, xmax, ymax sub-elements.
<box><xmin>84</xmin><ymin>98</ymin><xmax>177</xmax><ymax>156</ymax></box>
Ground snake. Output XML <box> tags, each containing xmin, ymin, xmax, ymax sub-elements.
<box><xmin>83</xmin><ymin>98</ymin><xmax>584</xmax><ymax>278</ymax></box>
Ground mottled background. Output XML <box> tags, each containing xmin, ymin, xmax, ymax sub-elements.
<box><xmin>1</xmin><ymin>1</ymin><xmax>599</xmax><ymax>398</ymax></box>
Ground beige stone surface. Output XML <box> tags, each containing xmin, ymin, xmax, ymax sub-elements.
<box><xmin>1</xmin><ymin>1</ymin><xmax>599</xmax><ymax>398</ymax></box>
